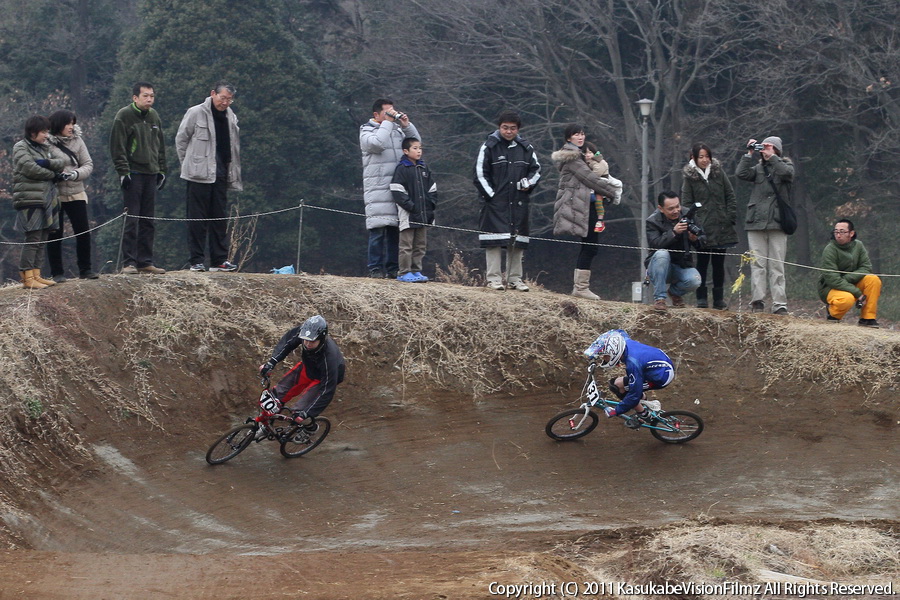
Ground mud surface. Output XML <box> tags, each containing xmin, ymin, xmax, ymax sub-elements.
<box><xmin>0</xmin><ymin>274</ymin><xmax>896</xmax><ymax>599</ymax></box>
<box><xmin>1</xmin><ymin>389</ymin><xmax>896</xmax><ymax>599</ymax></box>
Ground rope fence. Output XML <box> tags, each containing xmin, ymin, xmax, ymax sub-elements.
<box><xmin>2</xmin><ymin>201</ymin><xmax>897</xmax><ymax>279</ymax></box>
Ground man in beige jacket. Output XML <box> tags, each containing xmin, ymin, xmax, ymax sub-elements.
<box><xmin>175</xmin><ymin>82</ymin><xmax>242</xmax><ymax>272</ymax></box>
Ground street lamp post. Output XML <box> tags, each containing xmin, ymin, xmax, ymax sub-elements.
<box><xmin>636</xmin><ymin>98</ymin><xmax>654</xmax><ymax>289</ymax></box>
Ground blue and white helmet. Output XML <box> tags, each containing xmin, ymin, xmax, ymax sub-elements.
<box><xmin>584</xmin><ymin>330</ymin><xmax>626</xmax><ymax>368</ymax></box>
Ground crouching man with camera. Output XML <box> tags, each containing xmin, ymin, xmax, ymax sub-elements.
<box><xmin>645</xmin><ymin>191</ymin><xmax>705</xmax><ymax>310</ymax></box>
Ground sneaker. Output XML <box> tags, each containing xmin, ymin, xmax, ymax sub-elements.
<box><xmin>138</xmin><ymin>265</ymin><xmax>166</xmax><ymax>274</ymax></box>
<box><xmin>508</xmin><ymin>280</ymin><xmax>530</xmax><ymax>291</ymax></box>
<box><xmin>52</xmin><ymin>274</ymin><xmax>68</xmax><ymax>284</ymax></box>
<box><xmin>189</xmin><ymin>263</ymin><xmax>207</xmax><ymax>272</ymax></box>
<box><xmin>412</xmin><ymin>272</ymin><xmax>429</xmax><ymax>282</ymax></box>
<box><xmin>669</xmin><ymin>293</ymin><xmax>685</xmax><ymax>308</ymax></box>
<box><xmin>368</xmin><ymin>269</ymin><xmax>384</xmax><ymax>279</ymax></box>
<box><xmin>209</xmin><ymin>261</ymin><xmax>237</xmax><ymax>272</ymax></box>
<box><xmin>773</xmin><ymin>306</ymin><xmax>788</xmax><ymax>315</ymax></box>
<box><xmin>386</xmin><ymin>270</ymin><xmax>398</xmax><ymax>279</ymax></box>
<box><xmin>121</xmin><ymin>265</ymin><xmax>139</xmax><ymax>275</ymax></box>
<box><xmin>486</xmin><ymin>281</ymin><xmax>505</xmax><ymax>291</ymax></box>
<box><xmin>79</xmin><ymin>270</ymin><xmax>99</xmax><ymax>280</ymax></box>
<box><xmin>397</xmin><ymin>272</ymin><xmax>419</xmax><ymax>282</ymax></box>
<box><xmin>594</xmin><ymin>220</ymin><xmax>605</xmax><ymax>233</ymax></box>
<box><xmin>826</xmin><ymin>313</ymin><xmax>840</xmax><ymax>322</ymax></box>
<box><xmin>653</xmin><ymin>298</ymin><xmax>668</xmax><ymax>311</ymax></box>
<box><xmin>858</xmin><ymin>318</ymin><xmax>880</xmax><ymax>328</ymax></box>
<box><xmin>751</xmin><ymin>300</ymin><xmax>765</xmax><ymax>313</ymax></box>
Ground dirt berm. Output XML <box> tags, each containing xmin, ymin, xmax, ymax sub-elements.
<box><xmin>0</xmin><ymin>273</ymin><xmax>896</xmax><ymax>599</ymax></box>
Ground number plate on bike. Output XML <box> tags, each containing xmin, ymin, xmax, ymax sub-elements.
<box><xmin>586</xmin><ymin>379</ymin><xmax>601</xmax><ymax>404</ymax></box>
<box><xmin>259</xmin><ymin>391</ymin><xmax>282</xmax><ymax>414</ymax></box>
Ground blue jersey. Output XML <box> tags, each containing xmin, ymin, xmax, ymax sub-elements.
<box><xmin>617</xmin><ymin>330</ymin><xmax>675</xmax><ymax>413</ymax></box>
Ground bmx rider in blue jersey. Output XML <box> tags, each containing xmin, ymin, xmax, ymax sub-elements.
<box><xmin>584</xmin><ymin>329</ymin><xmax>675</xmax><ymax>428</ymax></box>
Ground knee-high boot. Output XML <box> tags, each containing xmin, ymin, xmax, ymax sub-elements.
<box><xmin>572</xmin><ymin>269</ymin><xmax>600</xmax><ymax>300</ymax></box>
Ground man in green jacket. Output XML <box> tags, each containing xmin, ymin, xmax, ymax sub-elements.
<box><xmin>818</xmin><ymin>219</ymin><xmax>881</xmax><ymax>328</ymax></box>
<box><xmin>109</xmin><ymin>81</ymin><xmax>167</xmax><ymax>274</ymax></box>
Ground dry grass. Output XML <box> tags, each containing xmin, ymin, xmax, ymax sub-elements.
<box><xmin>640</xmin><ymin>521</ymin><xmax>900</xmax><ymax>585</ymax></box>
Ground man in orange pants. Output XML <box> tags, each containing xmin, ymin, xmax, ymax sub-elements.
<box><xmin>818</xmin><ymin>219</ymin><xmax>881</xmax><ymax>328</ymax></box>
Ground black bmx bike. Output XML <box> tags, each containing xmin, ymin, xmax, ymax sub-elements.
<box><xmin>206</xmin><ymin>377</ymin><xmax>331</xmax><ymax>464</ymax></box>
<box><xmin>545</xmin><ymin>362</ymin><xmax>704</xmax><ymax>444</ymax></box>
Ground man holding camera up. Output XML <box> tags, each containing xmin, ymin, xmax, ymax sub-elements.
<box><xmin>360</xmin><ymin>98</ymin><xmax>420</xmax><ymax>279</ymax></box>
<box><xmin>645</xmin><ymin>191</ymin><xmax>704</xmax><ymax>310</ymax></box>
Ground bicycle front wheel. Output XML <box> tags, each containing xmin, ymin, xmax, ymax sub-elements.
<box><xmin>545</xmin><ymin>408</ymin><xmax>599</xmax><ymax>441</ymax></box>
<box><xmin>280</xmin><ymin>417</ymin><xmax>331</xmax><ymax>458</ymax></box>
<box><xmin>206</xmin><ymin>424</ymin><xmax>257</xmax><ymax>464</ymax></box>
<box><xmin>650</xmin><ymin>410</ymin><xmax>704</xmax><ymax>444</ymax></box>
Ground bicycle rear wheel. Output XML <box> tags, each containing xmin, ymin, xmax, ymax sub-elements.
<box><xmin>649</xmin><ymin>410</ymin><xmax>704</xmax><ymax>443</ymax></box>
<box><xmin>280</xmin><ymin>417</ymin><xmax>331</xmax><ymax>458</ymax></box>
<box><xmin>545</xmin><ymin>408</ymin><xmax>599</xmax><ymax>440</ymax></box>
<box><xmin>206</xmin><ymin>424</ymin><xmax>257</xmax><ymax>464</ymax></box>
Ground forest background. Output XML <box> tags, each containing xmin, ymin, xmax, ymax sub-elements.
<box><xmin>0</xmin><ymin>0</ymin><xmax>897</xmax><ymax>318</ymax></box>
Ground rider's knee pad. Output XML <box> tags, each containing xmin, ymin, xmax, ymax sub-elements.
<box><xmin>608</xmin><ymin>378</ymin><xmax>626</xmax><ymax>400</ymax></box>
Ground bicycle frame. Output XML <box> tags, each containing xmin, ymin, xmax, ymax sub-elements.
<box><xmin>575</xmin><ymin>362</ymin><xmax>682</xmax><ymax>434</ymax></box>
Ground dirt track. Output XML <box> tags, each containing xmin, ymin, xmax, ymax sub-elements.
<box><xmin>0</xmin><ymin>274</ymin><xmax>896</xmax><ymax>599</ymax></box>
<box><xmin>1</xmin><ymin>389</ymin><xmax>896</xmax><ymax>599</ymax></box>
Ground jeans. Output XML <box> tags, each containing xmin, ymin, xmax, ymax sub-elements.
<box><xmin>367</xmin><ymin>226</ymin><xmax>399</xmax><ymax>275</ymax></box>
<box><xmin>647</xmin><ymin>250</ymin><xmax>701</xmax><ymax>300</ymax></box>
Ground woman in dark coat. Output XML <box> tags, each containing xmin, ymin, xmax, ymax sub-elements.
<box><xmin>681</xmin><ymin>143</ymin><xmax>737</xmax><ymax>309</ymax></box>
<box><xmin>11</xmin><ymin>115</ymin><xmax>67</xmax><ymax>289</ymax></box>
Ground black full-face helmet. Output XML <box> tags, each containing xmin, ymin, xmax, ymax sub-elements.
<box><xmin>299</xmin><ymin>315</ymin><xmax>328</xmax><ymax>343</ymax></box>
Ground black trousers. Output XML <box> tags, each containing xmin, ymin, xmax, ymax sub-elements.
<box><xmin>121</xmin><ymin>173</ymin><xmax>157</xmax><ymax>268</ymax></box>
<box><xmin>47</xmin><ymin>200</ymin><xmax>92</xmax><ymax>276</ymax></box>
<box><xmin>695</xmin><ymin>246</ymin><xmax>727</xmax><ymax>289</ymax></box>
<box><xmin>187</xmin><ymin>179</ymin><xmax>229</xmax><ymax>266</ymax></box>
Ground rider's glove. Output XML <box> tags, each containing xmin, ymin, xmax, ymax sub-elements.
<box><xmin>259</xmin><ymin>358</ymin><xmax>277</xmax><ymax>377</ymax></box>
<box><xmin>603</xmin><ymin>406</ymin><xmax>617</xmax><ymax>418</ymax></box>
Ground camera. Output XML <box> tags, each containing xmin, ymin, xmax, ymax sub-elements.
<box><xmin>680</xmin><ymin>202</ymin><xmax>705</xmax><ymax>237</ymax></box>
<box><xmin>747</xmin><ymin>142</ymin><xmax>765</xmax><ymax>151</ymax></box>
<box><xmin>389</xmin><ymin>111</ymin><xmax>406</xmax><ymax>121</ymax></box>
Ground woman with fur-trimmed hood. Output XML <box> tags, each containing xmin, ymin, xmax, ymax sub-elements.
<box><xmin>681</xmin><ymin>143</ymin><xmax>736</xmax><ymax>309</ymax></box>
<box><xmin>551</xmin><ymin>124</ymin><xmax>619</xmax><ymax>300</ymax></box>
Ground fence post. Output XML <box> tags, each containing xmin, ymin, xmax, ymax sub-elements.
<box><xmin>295</xmin><ymin>199</ymin><xmax>305</xmax><ymax>273</ymax></box>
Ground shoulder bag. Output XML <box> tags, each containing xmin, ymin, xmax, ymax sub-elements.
<box><xmin>762</xmin><ymin>160</ymin><xmax>797</xmax><ymax>235</ymax></box>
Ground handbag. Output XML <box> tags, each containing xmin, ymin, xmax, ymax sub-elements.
<box><xmin>762</xmin><ymin>161</ymin><xmax>797</xmax><ymax>235</ymax></box>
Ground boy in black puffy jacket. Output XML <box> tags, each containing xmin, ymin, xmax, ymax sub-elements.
<box><xmin>390</xmin><ymin>137</ymin><xmax>436</xmax><ymax>282</ymax></box>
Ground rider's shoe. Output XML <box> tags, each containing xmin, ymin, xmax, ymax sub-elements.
<box><xmin>303</xmin><ymin>421</ymin><xmax>319</xmax><ymax>433</ymax></box>
<box><xmin>623</xmin><ymin>415</ymin><xmax>642</xmax><ymax>429</ymax></box>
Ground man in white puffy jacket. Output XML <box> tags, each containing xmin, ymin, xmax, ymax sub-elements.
<box><xmin>359</xmin><ymin>98</ymin><xmax>420</xmax><ymax>278</ymax></box>
<box><xmin>175</xmin><ymin>82</ymin><xmax>242</xmax><ymax>273</ymax></box>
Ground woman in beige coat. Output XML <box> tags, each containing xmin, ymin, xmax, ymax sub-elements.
<box><xmin>47</xmin><ymin>110</ymin><xmax>96</xmax><ymax>281</ymax></box>
<box><xmin>551</xmin><ymin>124</ymin><xmax>619</xmax><ymax>299</ymax></box>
